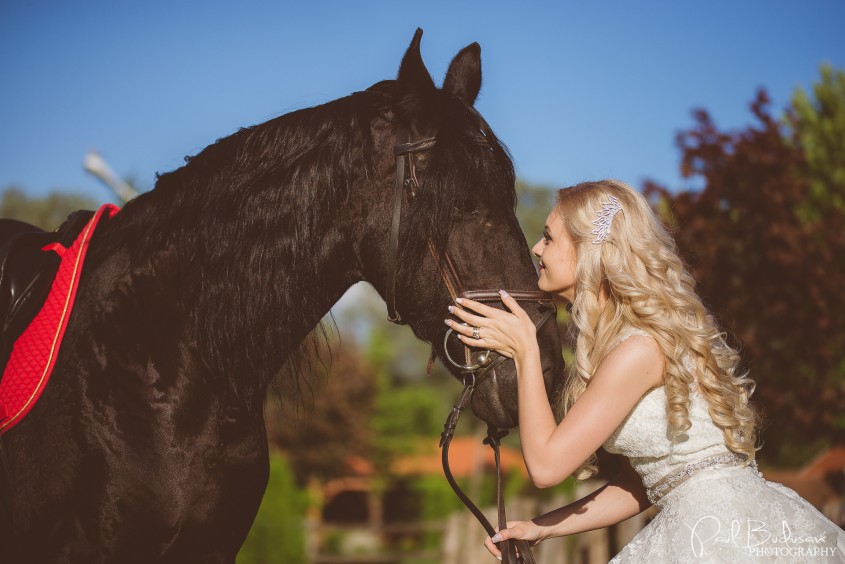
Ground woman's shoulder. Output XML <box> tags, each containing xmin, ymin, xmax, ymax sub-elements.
<box><xmin>608</xmin><ymin>327</ymin><xmax>661</xmax><ymax>358</ymax></box>
<box><xmin>610</xmin><ymin>326</ymin><xmax>653</xmax><ymax>348</ymax></box>
<box><xmin>601</xmin><ymin>327</ymin><xmax>664</xmax><ymax>390</ymax></box>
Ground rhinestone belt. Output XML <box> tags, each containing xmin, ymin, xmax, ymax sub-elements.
<box><xmin>647</xmin><ymin>452</ymin><xmax>750</xmax><ymax>504</ymax></box>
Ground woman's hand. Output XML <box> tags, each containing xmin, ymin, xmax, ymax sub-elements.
<box><xmin>484</xmin><ymin>521</ymin><xmax>545</xmax><ymax>560</ymax></box>
<box><xmin>445</xmin><ymin>290</ymin><xmax>539</xmax><ymax>362</ymax></box>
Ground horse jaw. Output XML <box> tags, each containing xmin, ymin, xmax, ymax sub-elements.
<box><xmin>469</xmin><ymin>366</ymin><xmax>519</xmax><ymax>429</ymax></box>
<box><xmin>465</xmin><ymin>318</ymin><xmax>564</xmax><ymax>431</ymax></box>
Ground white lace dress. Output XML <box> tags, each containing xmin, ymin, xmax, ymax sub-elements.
<box><xmin>603</xmin><ymin>330</ymin><xmax>845</xmax><ymax>563</ymax></box>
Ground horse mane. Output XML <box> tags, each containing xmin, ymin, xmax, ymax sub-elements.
<box><xmin>105</xmin><ymin>80</ymin><xmax>515</xmax><ymax>411</ymax></box>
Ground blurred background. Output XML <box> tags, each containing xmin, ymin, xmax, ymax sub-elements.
<box><xmin>2</xmin><ymin>2</ymin><xmax>844</xmax><ymax>562</ymax></box>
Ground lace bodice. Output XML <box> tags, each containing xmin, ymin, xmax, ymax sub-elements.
<box><xmin>601</xmin><ymin>329</ymin><xmax>731</xmax><ymax>494</ymax></box>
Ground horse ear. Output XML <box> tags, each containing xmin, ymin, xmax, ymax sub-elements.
<box><xmin>443</xmin><ymin>42</ymin><xmax>481</xmax><ymax>106</ymax></box>
<box><xmin>397</xmin><ymin>28</ymin><xmax>436</xmax><ymax>93</ymax></box>
<box><xmin>396</xmin><ymin>29</ymin><xmax>438</xmax><ymax>129</ymax></box>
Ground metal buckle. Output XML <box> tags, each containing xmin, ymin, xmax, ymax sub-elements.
<box><xmin>443</xmin><ymin>325</ymin><xmax>496</xmax><ymax>372</ymax></box>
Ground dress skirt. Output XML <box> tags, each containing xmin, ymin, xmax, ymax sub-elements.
<box><xmin>610</xmin><ymin>465</ymin><xmax>845</xmax><ymax>563</ymax></box>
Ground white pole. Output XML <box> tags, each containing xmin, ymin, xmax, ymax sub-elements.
<box><xmin>83</xmin><ymin>151</ymin><xmax>138</xmax><ymax>203</ymax></box>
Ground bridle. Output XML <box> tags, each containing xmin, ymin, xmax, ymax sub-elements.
<box><xmin>385</xmin><ymin>124</ymin><xmax>557</xmax><ymax>564</ymax></box>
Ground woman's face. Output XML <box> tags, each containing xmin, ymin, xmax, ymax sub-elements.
<box><xmin>531</xmin><ymin>208</ymin><xmax>577</xmax><ymax>302</ymax></box>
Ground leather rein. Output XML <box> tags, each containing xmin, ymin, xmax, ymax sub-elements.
<box><xmin>385</xmin><ymin>125</ymin><xmax>555</xmax><ymax>564</ymax></box>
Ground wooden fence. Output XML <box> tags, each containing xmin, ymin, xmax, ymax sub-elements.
<box><xmin>306</xmin><ymin>481</ymin><xmax>656</xmax><ymax>563</ymax></box>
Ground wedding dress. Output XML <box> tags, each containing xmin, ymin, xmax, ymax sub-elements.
<box><xmin>602</xmin><ymin>329</ymin><xmax>845</xmax><ymax>563</ymax></box>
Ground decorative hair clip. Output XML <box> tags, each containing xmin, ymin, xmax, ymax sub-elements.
<box><xmin>591</xmin><ymin>195</ymin><xmax>622</xmax><ymax>244</ymax></box>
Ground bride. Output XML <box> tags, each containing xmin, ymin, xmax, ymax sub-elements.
<box><xmin>445</xmin><ymin>179</ymin><xmax>845</xmax><ymax>562</ymax></box>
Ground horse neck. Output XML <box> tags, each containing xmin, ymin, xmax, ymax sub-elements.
<box><xmin>91</xmin><ymin>174</ymin><xmax>364</xmax><ymax>406</ymax></box>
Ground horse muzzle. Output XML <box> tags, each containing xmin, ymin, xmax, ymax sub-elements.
<box><xmin>441</xmin><ymin>291</ymin><xmax>559</xmax><ymax>429</ymax></box>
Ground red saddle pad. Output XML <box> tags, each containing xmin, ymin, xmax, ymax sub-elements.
<box><xmin>0</xmin><ymin>204</ymin><xmax>119</xmax><ymax>435</ymax></box>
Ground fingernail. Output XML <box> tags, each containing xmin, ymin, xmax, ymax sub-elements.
<box><xmin>491</xmin><ymin>534</ymin><xmax>503</xmax><ymax>543</ymax></box>
<box><xmin>497</xmin><ymin>556</ymin><xmax>502</xmax><ymax>561</ymax></box>
<box><xmin>499</xmin><ymin>290</ymin><xmax>509</xmax><ymax>298</ymax></box>
<box><xmin>455</xmin><ymin>297</ymin><xmax>463</xmax><ymax>304</ymax></box>
<box><xmin>448</xmin><ymin>305</ymin><xmax>454</xmax><ymax>313</ymax></box>
<box><xmin>444</xmin><ymin>319</ymin><xmax>451</xmax><ymax>326</ymax></box>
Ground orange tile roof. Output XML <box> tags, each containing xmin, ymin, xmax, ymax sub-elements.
<box><xmin>758</xmin><ymin>445</ymin><xmax>845</xmax><ymax>511</ymax></box>
<box><xmin>799</xmin><ymin>445</ymin><xmax>845</xmax><ymax>479</ymax></box>
<box><xmin>392</xmin><ymin>436</ymin><xmax>527</xmax><ymax>478</ymax></box>
<box><xmin>759</xmin><ymin>472</ymin><xmax>837</xmax><ymax>509</ymax></box>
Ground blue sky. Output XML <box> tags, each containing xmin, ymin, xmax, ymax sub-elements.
<box><xmin>1</xmin><ymin>1</ymin><xmax>843</xmax><ymax>203</ymax></box>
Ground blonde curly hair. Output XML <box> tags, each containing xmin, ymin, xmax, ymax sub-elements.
<box><xmin>554</xmin><ymin>180</ymin><xmax>759</xmax><ymax>479</ymax></box>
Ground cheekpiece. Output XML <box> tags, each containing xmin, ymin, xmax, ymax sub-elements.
<box><xmin>591</xmin><ymin>195</ymin><xmax>623</xmax><ymax>244</ymax></box>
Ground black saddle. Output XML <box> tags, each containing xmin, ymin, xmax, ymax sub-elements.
<box><xmin>0</xmin><ymin>211</ymin><xmax>94</xmax><ymax>380</ymax></box>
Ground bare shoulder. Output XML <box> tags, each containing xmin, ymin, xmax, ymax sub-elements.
<box><xmin>594</xmin><ymin>333</ymin><xmax>665</xmax><ymax>392</ymax></box>
<box><xmin>609</xmin><ymin>332</ymin><xmax>663</xmax><ymax>363</ymax></box>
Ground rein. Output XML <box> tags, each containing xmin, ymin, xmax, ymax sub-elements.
<box><xmin>438</xmin><ymin>291</ymin><xmax>551</xmax><ymax>564</ymax></box>
<box><xmin>439</xmin><ymin>378</ymin><xmax>536</xmax><ymax>564</ymax></box>
<box><xmin>386</xmin><ymin>126</ymin><xmax>554</xmax><ymax>563</ymax></box>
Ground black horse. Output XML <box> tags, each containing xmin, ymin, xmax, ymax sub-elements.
<box><xmin>0</xmin><ymin>30</ymin><xmax>563</xmax><ymax>562</ymax></box>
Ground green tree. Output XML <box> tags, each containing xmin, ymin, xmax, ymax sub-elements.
<box><xmin>236</xmin><ymin>451</ymin><xmax>308</xmax><ymax>564</ymax></box>
<box><xmin>516</xmin><ymin>179</ymin><xmax>557</xmax><ymax>245</ymax></box>
<box><xmin>266</xmin><ymin>337</ymin><xmax>377</xmax><ymax>485</ymax></box>
<box><xmin>365</xmin><ymin>323</ymin><xmax>455</xmax><ymax>476</ymax></box>
<box><xmin>0</xmin><ymin>187</ymin><xmax>100</xmax><ymax>230</ymax></box>
<box><xmin>789</xmin><ymin>64</ymin><xmax>845</xmax><ymax>220</ymax></box>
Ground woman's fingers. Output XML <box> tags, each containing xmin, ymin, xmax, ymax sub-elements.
<box><xmin>454</xmin><ymin>297</ymin><xmax>500</xmax><ymax>317</ymax></box>
<box><xmin>448</xmin><ymin>304</ymin><xmax>488</xmax><ymax>327</ymax></box>
<box><xmin>498</xmin><ymin>290</ymin><xmax>527</xmax><ymax>316</ymax></box>
<box><xmin>484</xmin><ymin>527</ymin><xmax>509</xmax><ymax>560</ymax></box>
<box><xmin>444</xmin><ymin>292</ymin><xmax>531</xmax><ymax>358</ymax></box>
<box><xmin>485</xmin><ymin>526</ymin><xmax>520</xmax><ymax>561</ymax></box>
<box><xmin>483</xmin><ymin>536</ymin><xmax>502</xmax><ymax>560</ymax></box>
<box><xmin>452</xmin><ymin>292</ymin><xmax>528</xmax><ymax>324</ymax></box>
<box><xmin>446</xmin><ymin>320</ymin><xmax>483</xmax><ymax>339</ymax></box>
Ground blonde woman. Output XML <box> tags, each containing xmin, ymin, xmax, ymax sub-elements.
<box><xmin>446</xmin><ymin>180</ymin><xmax>845</xmax><ymax>562</ymax></box>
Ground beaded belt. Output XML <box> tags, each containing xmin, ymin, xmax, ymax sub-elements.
<box><xmin>647</xmin><ymin>452</ymin><xmax>750</xmax><ymax>504</ymax></box>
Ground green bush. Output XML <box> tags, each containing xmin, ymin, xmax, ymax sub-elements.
<box><xmin>237</xmin><ymin>451</ymin><xmax>308</xmax><ymax>564</ymax></box>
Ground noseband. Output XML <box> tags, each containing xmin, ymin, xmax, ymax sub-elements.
<box><xmin>385</xmin><ymin>125</ymin><xmax>554</xmax><ymax>564</ymax></box>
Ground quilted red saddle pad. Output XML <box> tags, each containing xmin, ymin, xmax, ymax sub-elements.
<box><xmin>0</xmin><ymin>204</ymin><xmax>119</xmax><ymax>435</ymax></box>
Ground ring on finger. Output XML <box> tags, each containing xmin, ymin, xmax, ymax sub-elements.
<box><xmin>472</xmin><ymin>326</ymin><xmax>481</xmax><ymax>340</ymax></box>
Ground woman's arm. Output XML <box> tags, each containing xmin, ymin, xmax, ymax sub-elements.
<box><xmin>484</xmin><ymin>457</ymin><xmax>651</xmax><ymax>559</ymax></box>
<box><xmin>533</xmin><ymin>456</ymin><xmax>651</xmax><ymax>536</ymax></box>
<box><xmin>513</xmin><ymin>335</ymin><xmax>662</xmax><ymax>487</ymax></box>
<box><xmin>448</xmin><ymin>294</ymin><xmax>664</xmax><ymax>487</ymax></box>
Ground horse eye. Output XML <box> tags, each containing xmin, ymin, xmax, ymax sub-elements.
<box><xmin>453</xmin><ymin>205</ymin><xmax>481</xmax><ymax>217</ymax></box>
<box><xmin>453</xmin><ymin>197</ymin><xmax>483</xmax><ymax>216</ymax></box>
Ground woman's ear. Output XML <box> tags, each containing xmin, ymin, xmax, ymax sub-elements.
<box><xmin>443</xmin><ymin>42</ymin><xmax>482</xmax><ymax>106</ymax></box>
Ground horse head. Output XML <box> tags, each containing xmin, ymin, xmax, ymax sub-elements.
<box><xmin>359</xmin><ymin>30</ymin><xmax>565</xmax><ymax>429</ymax></box>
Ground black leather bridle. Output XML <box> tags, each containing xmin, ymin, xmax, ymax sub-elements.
<box><xmin>385</xmin><ymin>124</ymin><xmax>557</xmax><ymax>564</ymax></box>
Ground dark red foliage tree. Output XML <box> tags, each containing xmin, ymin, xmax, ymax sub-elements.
<box><xmin>265</xmin><ymin>337</ymin><xmax>377</xmax><ymax>485</ymax></box>
<box><xmin>646</xmin><ymin>91</ymin><xmax>845</xmax><ymax>466</ymax></box>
